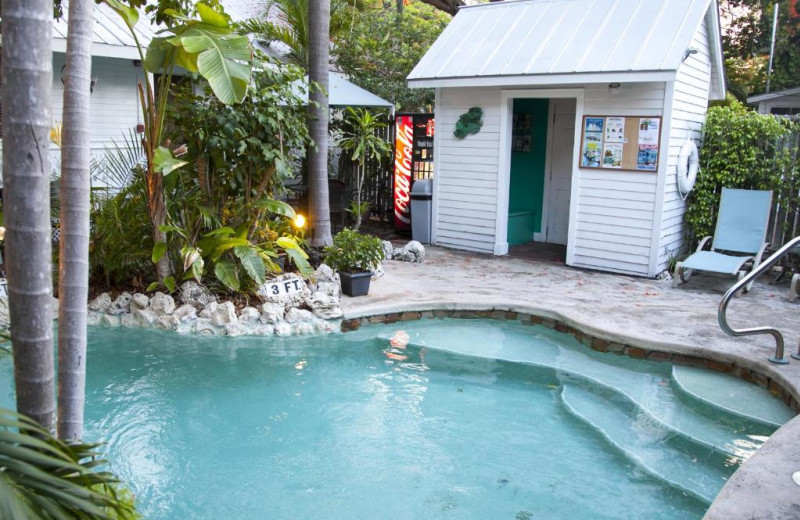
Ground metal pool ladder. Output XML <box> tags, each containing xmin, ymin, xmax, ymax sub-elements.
<box><xmin>718</xmin><ymin>235</ymin><xmax>800</xmax><ymax>364</ymax></box>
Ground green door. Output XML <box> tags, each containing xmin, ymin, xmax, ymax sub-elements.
<box><xmin>508</xmin><ymin>98</ymin><xmax>549</xmax><ymax>246</ymax></box>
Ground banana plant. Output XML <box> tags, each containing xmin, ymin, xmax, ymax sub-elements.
<box><xmin>102</xmin><ymin>1</ymin><xmax>252</xmax><ymax>284</ymax></box>
<box><xmin>154</xmin><ymin>199</ymin><xmax>312</xmax><ymax>293</ymax></box>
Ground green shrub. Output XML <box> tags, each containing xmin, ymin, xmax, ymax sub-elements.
<box><xmin>323</xmin><ymin>229</ymin><xmax>384</xmax><ymax>273</ymax></box>
<box><xmin>687</xmin><ymin>101</ymin><xmax>800</xmax><ymax>244</ymax></box>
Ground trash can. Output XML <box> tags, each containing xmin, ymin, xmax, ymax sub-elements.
<box><xmin>410</xmin><ymin>179</ymin><xmax>433</xmax><ymax>244</ymax></box>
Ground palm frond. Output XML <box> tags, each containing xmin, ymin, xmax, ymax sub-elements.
<box><xmin>0</xmin><ymin>408</ymin><xmax>138</xmax><ymax>520</ymax></box>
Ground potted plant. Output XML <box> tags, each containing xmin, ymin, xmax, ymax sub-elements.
<box><xmin>323</xmin><ymin>229</ymin><xmax>384</xmax><ymax>296</ymax></box>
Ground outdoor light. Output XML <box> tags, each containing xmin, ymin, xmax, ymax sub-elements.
<box><xmin>682</xmin><ymin>47</ymin><xmax>699</xmax><ymax>62</ymax></box>
<box><xmin>608</xmin><ymin>82</ymin><xmax>622</xmax><ymax>95</ymax></box>
<box><xmin>293</xmin><ymin>214</ymin><xmax>306</xmax><ymax>228</ymax></box>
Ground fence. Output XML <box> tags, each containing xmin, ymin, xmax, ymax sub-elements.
<box><xmin>767</xmin><ymin>127</ymin><xmax>800</xmax><ymax>252</ymax></box>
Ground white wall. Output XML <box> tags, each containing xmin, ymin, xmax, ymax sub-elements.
<box><xmin>656</xmin><ymin>13</ymin><xmax>715</xmax><ymax>273</ymax></box>
<box><xmin>570</xmin><ymin>82</ymin><xmax>667</xmax><ymax>276</ymax></box>
<box><xmin>756</xmin><ymin>96</ymin><xmax>800</xmax><ymax>115</ymax></box>
<box><xmin>50</xmin><ymin>53</ymin><xmax>144</xmax><ymax>187</ymax></box>
<box><xmin>432</xmin><ymin>87</ymin><xmax>502</xmax><ymax>253</ymax></box>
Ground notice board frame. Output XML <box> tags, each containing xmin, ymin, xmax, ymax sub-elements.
<box><xmin>578</xmin><ymin>115</ymin><xmax>663</xmax><ymax>173</ymax></box>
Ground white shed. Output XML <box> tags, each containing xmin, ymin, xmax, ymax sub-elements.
<box><xmin>747</xmin><ymin>86</ymin><xmax>800</xmax><ymax>116</ymax></box>
<box><xmin>408</xmin><ymin>0</ymin><xmax>726</xmax><ymax>277</ymax></box>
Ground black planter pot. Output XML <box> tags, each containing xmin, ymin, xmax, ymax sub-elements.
<box><xmin>340</xmin><ymin>270</ymin><xmax>372</xmax><ymax>297</ymax></box>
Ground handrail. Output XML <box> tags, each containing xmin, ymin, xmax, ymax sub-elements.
<box><xmin>718</xmin><ymin>235</ymin><xmax>800</xmax><ymax>364</ymax></box>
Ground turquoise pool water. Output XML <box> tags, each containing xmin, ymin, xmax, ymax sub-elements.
<box><xmin>0</xmin><ymin>319</ymin><xmax>790</xmax><ymax>519</ymax></box>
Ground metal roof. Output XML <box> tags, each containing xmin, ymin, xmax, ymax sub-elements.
<box><xmin>52</xmin><ymin>1</ymin><xmax>156</xmax><ymax>59</ymax></box>
<box><xmin>748</xmin><ymin>86</ymin><xmax>800</xmax><ymax>104</ymax></box>
<box><xmin>292</xmin><ymin>73</ymin><xmax>393</xmax><ymax>108</ymax></box>
<box><xmin>409</xmin><ymin>0</ymin><xmax>722</xmax><ymax>87</ymax></box>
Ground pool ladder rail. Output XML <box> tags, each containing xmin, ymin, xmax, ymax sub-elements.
<box><xmin>718</xmin><ymin>235</ymin><xmax>800</xmax><ymax>364</ymax></box>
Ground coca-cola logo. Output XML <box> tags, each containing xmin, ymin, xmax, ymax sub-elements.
<box><xmin>393</xmin><ymin>117</ymin><xmax>414</xmax><ymax>228</ymax></box>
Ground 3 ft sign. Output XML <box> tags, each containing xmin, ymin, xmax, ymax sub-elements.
<box><xmin>264</xmin><ymin>277</ymin><xmax>304</xmax><ymax>297</ymax></box>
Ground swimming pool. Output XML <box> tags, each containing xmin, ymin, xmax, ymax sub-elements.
<box><xmin>0</xmin><ymin>318</ymin><xmax>792</xmax><ymax>519</ymax></box>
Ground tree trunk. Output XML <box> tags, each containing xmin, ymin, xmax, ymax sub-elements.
<box><xmin>308</xmin><ymin>0</ymin><xmax>333</xmax><ymax>247</ymax></box>
<box><xmin>353</xmin><ymin>162</ymin><xmax>363</xmax><ymax>231</ymax></box>
<box><xmin>1</xmin><ymin>0</ymin><xmax>56</xmax><ymax>431</ymax></box>
<box><xmin>146</xmin><ymin>165</ymin><xmax>172</xmax><ymax>281</ymax></box>
<box><xmin>57</xmin><ymin>0</ymin><xmax>93</xmax><ymax>442</ymax></box>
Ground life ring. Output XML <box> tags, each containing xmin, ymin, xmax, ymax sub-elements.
<box><xmin>677</xmin><ymin>140</ymin><xmax>699</xmax><ymax>199</ymax></box>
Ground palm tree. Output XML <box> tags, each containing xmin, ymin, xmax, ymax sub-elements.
<box><xmin>1</xmin><ymin>0</ymin><xmax>57</xmax><ymax>431</ymax></box>
<box><xmin>339</xmin><ymin>107</ymin><xmax>391</xmax><ymax>230</ymax></box>
<box><xmin>307</xmin><ymin>0</ymin><xmax>333</xmax><ymax>246</ymax></box>
<box><xmin>57</xmin><ymin>0</ymin><xmax>93</xmax><ymax>442</ymax></box>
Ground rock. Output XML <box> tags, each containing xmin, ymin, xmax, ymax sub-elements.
<box><xmin>309</xmin><ymin>264</ymin><xmax>341</xmax><ymax>298</ymax></box>
<box><xmin>315</xmin><ymin>319</ymin><xmax>341</xmax><ymax>334</ymax></box>
<box><xmin>50</xmin><ymin>296</ymin><xmax>59</xmax><ymax>320</ymax></box>
<box><xmin>199</xmin><ymin>301</ymin><xmax>236</xmax><ymax>325</ymax></box>
<box><xmin>120</xmin><ymin>313</ymin><xmax>139</xmax><ymax>328</ymax></box>
<box><xmin>155</xmin><ymin>315</ymin><xmax>179</xmax><ymax>331</ymax></box>
<box><xmin>371</xmin><ymin>264</ymin><xmax>385</xmax><ymax>280</ymax></box>
<box><xmin>179</xmin><ymin>281</ymin><xmax>216</xmax><ymax>310</ymax></box>
<box><xmin>238</xmin><ymin>306</ymin><xmax>261</xmax><ymax>323</ymax></box>
<box><xmin>193</xmin><ymin>318</ymin><xmax>222</xmax><ymax>335</ymax></box>
<box><xmin>208</xmin><ymin>301</ymin><xmax>237</xmax><ymax>327</ymax></box>
<box><xmin>87</xmin><ymin>310</ymin><xmax>103</xmax><ymax>326</ymax></box>
<box><xmin>305</xmin><ymin>292</ymin><xmax>342</xmax><ymax>320</ymax></box>
<box><xmin>259</xmin><ymin>302</ymin><xmax>285</xmax><ymax>324</ymax></box>
<box><xmin>88</xmin><ymin>293</ymin><xmax>112</xmax><ymax>313</ymax></box>
<box><xmin>292</xmin><ymin>322</ymin><xmax>315</xmax><ymax>335</ymax></box>
<box><xmin>150</xmin><ymin>292</ymin><xmax>176</xmax><ymax>315</ymax></box>
<box><xmin>101</xmin><ymin>314</ymin><xmax>121</xmax><ymax>327</ymax></box>
<box><xmin>250</xmin><ymin>324</ymin><xmax>275</xmax><ymax>336</ymax></box>
<box><xmin>108</xmin><ymin>292</ymin><xmax>132</xmax><ymax>315</ymax></box>
<box><xmin>174</xmin><ymin>304</ymin><xmax>197</xmax><ymax>322</ymax></box>
<box><xmin>257</xmin><ymin>274</ymin><xmax>310</xmax><ymax>310</ymax></box>
<box><xmin>397</xmin><ymin>241</ymin><xmax>425</xmax><ymax>263</ymax></box>
<box><xmin>131</xmin><ymin>293</ymin><xmax>149</xmax><ymax>311</ymax></box>
<box><xmin>285</xmin><ymin>308</ymin><xmax>314</xmax><ymax>324</ymax></box>
<box><xmin>133</xmin><ymin>308</ymin><xmax>158</xmax><ymax>326</ymax></box>
<box><xmin>382</xmin><ymin>240</ymin><xmax>394</xmax><ymax>260</ymax></box>
<box><xmin>274</xmin><ymin>321</ymin><xmax>292</xmax><ymax>337</ymax></box>
<box><xmin>225</xmin><ymin>321</ymin><xmax>248</xmax><ymax>337</ymax></box>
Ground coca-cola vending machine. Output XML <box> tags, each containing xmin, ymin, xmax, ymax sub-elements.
<box><xmin>393</xmin><ymin>113</ymin><xmax>434</xmax><ymax>231</ymax></box>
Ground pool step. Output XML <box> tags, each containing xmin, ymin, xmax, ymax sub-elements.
<box><xmin>671</xmin><ymin>365</ymin><xmax>794</xmax><ymax>428</ymax></box>
<box><xmin>560</xmin><ymin>384</ymin><xmax>730</xmax><ymax>505</ymax></box>
<box><xmin>350</xmin><ymin>320</ymin><xmax>777</xmax><ymax>458</ymax></box>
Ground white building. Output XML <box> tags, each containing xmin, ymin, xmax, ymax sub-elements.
<box><xmin>748</xmin><ymin>86</ymin><xmax>800</xmax><ymax>116</ymax></box>
<box><xmin>408</xmin><ymin>0</ymin><xmax>726</xmax><ymax>277</ymax></box>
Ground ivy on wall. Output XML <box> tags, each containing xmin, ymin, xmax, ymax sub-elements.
<box><xmin>686</xmin><ymin>101</ymin><xmax>800</xmax><ymax>245</ymax></box>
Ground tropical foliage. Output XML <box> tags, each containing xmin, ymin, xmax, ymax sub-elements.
<box><xmin>153</xmin><ymin>62</ymin><xmax>314</xmax><ymax>292</ymax></box>
<box><xmin>338</xmin><ymin>108</ymin><xmax>392</xmax><ymax>230</ymax></box>
<box><xmin>686</xmin><ymin>102</ymin><xmax>800</xmax><ymax>241</ymax></box>
<box><xmin>102</xmin><ymin>0</ymin><xmax>253</xmax><ymax>284</ymax></box>
<box><xmin>0</xmin><ymin>408</ymin><xmax>139</xmax><ymax>520</ymax></box>
<box><xmin>323</xmin><ymin>228</ymin><xmax>385</xmax><ymax>273</ymax></box>
<box><xmin>335</xmin><ymin>2</ymin><xmax>449</xmax><ymax>111</ymax></box>
<box><xmin>720</xmin><ymin>0</ymin><xmax>800</xmax><ymax>99</ymax></box>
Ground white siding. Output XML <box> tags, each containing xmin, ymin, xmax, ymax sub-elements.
<box><xmin>433</xmin><ymin>87</ymin><xmax>501</xmax><ymax>253</ymax></box>
<box><xmin>656</xmin><ymin>14</ymin><xmax>714</xmax><ymax>273</ymax></box>
<box><xmin>50</xmin><ymin>53</ymin><xmax>144</xmax><ymax>187</ymax></box>
<box><xmin>571</xmin><ymin>82</ymin><xmax>666</xmax><ymax>276</ymax></box>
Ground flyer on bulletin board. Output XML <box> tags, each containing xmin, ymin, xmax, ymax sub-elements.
<box><xmin>581</xmin><ymin>118</ymin><xmax>604</xmax><ymax>167</ymax></box>
<box><xmin>638</xmin><ymin>118</ymin><xmax>660</xmax><ymax>145</ymax></box>
<box><xmin>637</xmin><ymin>145</ymin><xmax>658</xmax><ymax>171</ymax></box>
<box><xmin>602</xmin><ymin>143</ymin><xmax>623</xmax><ymax>168</ymax></box>
<box><xmin>604</xmin><ymin>117</ymin><xmax>625</xmax><ymax>143</ymax></box>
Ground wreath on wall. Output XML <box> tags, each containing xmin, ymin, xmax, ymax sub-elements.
<box><xmin>454</xmin><ymin>107</ymin><xmax>483</xmax><ymax>139</ymax></box>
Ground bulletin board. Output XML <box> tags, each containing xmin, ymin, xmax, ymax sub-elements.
<box><xmin>578</xmin><ymin>115</ymin><xmax>662</xmax><ymax>172</ymax></box>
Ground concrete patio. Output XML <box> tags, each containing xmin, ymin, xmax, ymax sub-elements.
<box><xmin>340</xmin><ymin>245</ymin><xmax>800</xmax><ymax>520</ymax></box>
